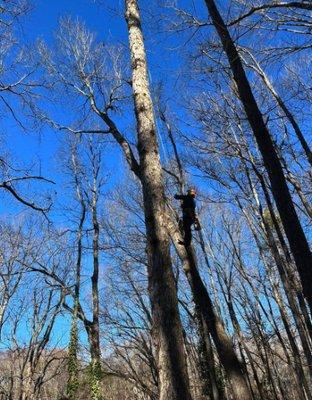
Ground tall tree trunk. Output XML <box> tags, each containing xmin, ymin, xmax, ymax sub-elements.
<box><xmin>66</xmin><ymin>249</ymin><xmax>84</xmax><ymax>400</ymax></box>
<box><xmin>196</xmin><ymin>307</ymin><xmax>224</xmax><ymax>400</ymax></box>
<box><xmin>166</xmin><ymin>215</ymin><xmax>252</xmax><ymax>400</ymax></box>
<box><xmin>67</xmin><ymin>150</ymin><xmax>86</xmax><ymax>399</ymax></box>
<box><xmin>89</xmin><ymin>189</ymin><xmax>102</xmax><ymax>400</ymax></box>
<box><xmin>203</xmin><ymin>0</ymin><xmax>312</xmax><ymax>312</ymax></box>
<box><xmin>161</xmin><ymin>101</ymin><xmax>249</xmax><ymax>400</ymax></box>
<box><xmin>124</xmin><ymin>2</ymin><xmax>192</xmax><ymax>399</ymax></box>
<box><xmin>67</xmin><ymin>306</ymin><xmax>79</xmax><ymax>400</ymax></box>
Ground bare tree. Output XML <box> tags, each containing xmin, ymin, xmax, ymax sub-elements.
<box><xmin>35</xmin><ymin>12</ymin><xmax>193</xmax><ymax>400</ymax></box>
<box><xmin>0</xmin><ymin>0</ymin><xmax>55</xmax><ymax>213</ymax></box>
<box><xmin>0</xmin><ymin>281</ymin><xmax>65</xmax><ymax>400</ymax></box>
<box><xmin>124</xmin><ymin>1</ymin><xmax>192</xmax><ymax>399</ymax></box>
<box><xmin>201</xmin><ymin>0</ymin><xmax>312</xmax><ymax>313</ymax></box>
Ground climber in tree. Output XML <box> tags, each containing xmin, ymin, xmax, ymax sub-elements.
<box><xmin>174</xmin><ymin>188</ymin><xmax>201</xmax><ymax>246</ymax></box>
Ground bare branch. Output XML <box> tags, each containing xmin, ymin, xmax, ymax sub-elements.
<box><xmin>0</xmin><ymin>181</ymin><xmax>52</xmax><ymax>214</ymax></box>
<box><xmin>229</xmin><ymin>2</ymin><xmax>312</xmax><ymax>26</ymax></box>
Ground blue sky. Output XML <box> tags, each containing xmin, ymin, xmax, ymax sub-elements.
<box><xmin>0</xmin><ymin>1</ymin><xmax>132</xmax><ymax>348</ymax></box>
<box><xmin>2</xmin><ymin>0</ymin><xmax>311</xmax><ymax>230</ymax></box>
<box><xmin>24</xmin><ymin>0</ymin><xmax>125</xmax><ymax>41</ymax></box>
<box><xmin>1</xmin><ymin>0</ymin><xmax>194</xmax><ymax>218</ymax></box>
<box><xmin>1</xmin><ymin>1</ymin><xmax>126</xmax><ymax>215</ymax></box>
<box><xmin>1</xmin><ymin>0</ymin><xmax>311</xmax><ymax>351</ymax></box>
<box><xmin>0</xmin><ymin>0</ymin><xmax>200</xmax><ymax>348</ymax></box>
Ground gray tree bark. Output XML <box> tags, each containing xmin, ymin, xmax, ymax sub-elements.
<box><xmin>124</xmin><ymin>1</ymin><xmax>192</xmax><ymax>399</ymax></box>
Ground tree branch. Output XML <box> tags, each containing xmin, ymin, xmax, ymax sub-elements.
<box><xmin>0</xmin><ymin>181</ymin><xmax>52</xmax><ymax>214</ymax></box>
<box><xmin>229</xmin><ymin>2</ymin><xmax>312</xmax><ymax>26</ymax></box>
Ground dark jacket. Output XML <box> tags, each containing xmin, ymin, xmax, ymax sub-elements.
<box><xmin>174</xmin><ymin>194</ymin><xmax>196</xmax><ymax>220</ymax></box>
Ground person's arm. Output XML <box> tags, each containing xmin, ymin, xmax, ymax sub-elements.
<box><xmin>174</xmin><ymin>194</ymin><xmax>186</xmax><ymax>200</ymax></box>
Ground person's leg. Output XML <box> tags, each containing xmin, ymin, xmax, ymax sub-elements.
<box><xmin>183</xmin><ymin>217</ymin><xmax>192</xmax><ymax>246</ymax></box>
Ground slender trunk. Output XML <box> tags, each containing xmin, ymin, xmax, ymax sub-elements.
<box><xmin>240</xmin><ymin>156</ymin><xmax>312</xmax><ymax>374</ymax></box>
<box><xmin>297</xmin><ymin>291</ymin><xmax>312</xmax><ymax>344</ymax></box>
<box><xmin>257</xmin><ymin>175</ymin><xmax>312</xmax><ymax>376</ymax></box>
<box><xmin>215</xmin><ymin>261</ymin><xmax>265</xmax><ymax>400</ymax></box>
<box><xmin>91</xmin><ymin>200</ymin><xmax>100</xmax><ymax>366</ymax></box>
<box><xmin>196</xmin><ymin>307</ymin><xmax>224</xmax><ymax>400</ymax></box>
<box><xmin>66</xmin><ymin>205</ymin><xmax>86</xmax><ymax>400</ymax></box>
<box><xmin>246</xmin><ymin>306</ymin><xmax>280</xmax><ymax>400</ymax></box>
<box><xmin>161</xmin><ymin>109</ymin><xmax>247</xmax><ymax>399</ymax></box>
<box><xmin>124</xmin><ymin>2</ymin><xmax>192</xmax><ymax>399</ymax></box>
<box><xmin>268</xmin><ymin>280</ymin><xmax>312</xmax><ymax>400</ymax></box>
<box><xmin>226</xmin><ymin>296</ymin><xmax>266</xmax><ymax>400</ymax></box>
<box><xmin>242</xmin><ymin>49</ymin><xmax>312</xmax><ymax>167</ymax></box>
<box><xmin>67</xmin><ymin>308</ymin><xmax>79</xmax><ymax>400</ymax></box>
<box><xmin>159</xmin><ymin>111</ymin><xmax>186</xmax><ymax>192</ymax></box>
<box><xmin>89</xmin><ymin>184</ymin><xmax>102</xmax><ymax>400</ymax></box>
<box><xmin>203</xmin><ymin>0</ymin><xmax>312</xmax><ymax>311</ymax></box>
<box><xmin>67</xmin><ymin>162</ymin><xmax>86</xmax><ymax>399</ymax></box>
<box><xmin>166</xmin><ymin>214</ymin><xmax>251</xmax><ymax>400</ymax></box>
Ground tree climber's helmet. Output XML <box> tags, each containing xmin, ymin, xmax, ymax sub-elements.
<box><xmin>188</xmin><ymin>188</ymin><xmax>196</xmax><ymax>197</ymax></box>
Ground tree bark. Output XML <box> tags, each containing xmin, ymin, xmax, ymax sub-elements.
<box><xmin>203</xmin><ymin>0</ymin><xmax>312</xmax><ymax>312</ymax></box>
<box><xmin>89</xmin><ymin>188</ymin><xmax>102</xmax><ymax>400</ymax></box>
<box><xmin>124</xmin><ymin>2</ymin><xmax>192</xmax><ymax>399</ymax></box>
<box><xmin>184</xmin><ymin>247</ymin><xmax>251</xmax><ymax>400</ymax></box>
<box><xmin>195</xmin><ymin>307</ymin><xmax>224</xmax><ymax>400</ymax></box>
<box><xmin>166</xmin><ymin>215</ymin><xmax>252</xmax><ymax>400</ymax></box>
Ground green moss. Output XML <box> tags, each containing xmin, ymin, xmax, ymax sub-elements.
<box><xmin>66</xmin><ymin>305</ymin><xmax>79</xmax><ymax>399</ymax></box>
<box><xmin>88</xmin><ymin>361</ymin><xmax>103</xmax><ymax>400</ymax></box>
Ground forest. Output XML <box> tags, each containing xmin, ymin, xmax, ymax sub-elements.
<box><xmin>0</xmin><ymin>0</ymin><xmax>312</xmax><ymax>399</ymax></box>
